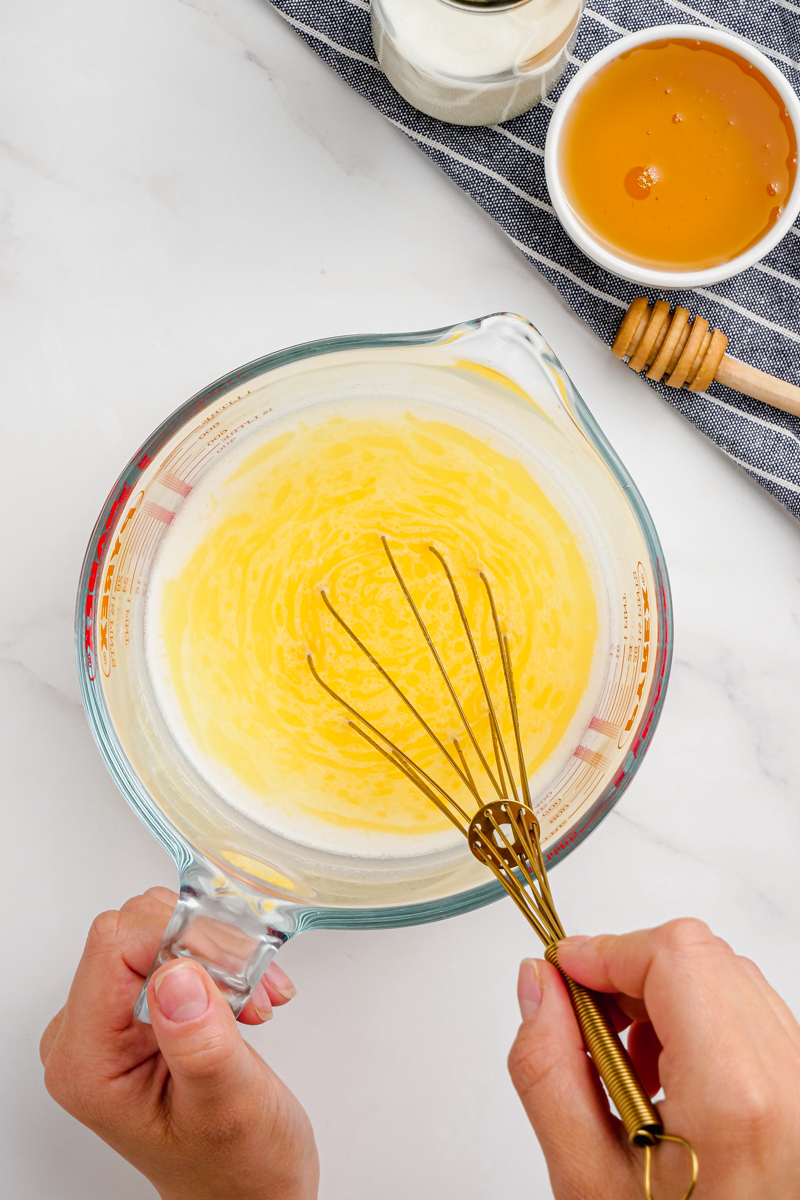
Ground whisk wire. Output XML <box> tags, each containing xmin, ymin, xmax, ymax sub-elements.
<box><xmin>505</xmin><ymin>785</ymin><xmax>557</xmax><ymax>918</ymax></box>
<box><xmin>481</xmin><ymin>858</ymin><xmax>554</xmax><ymax>943</ymax></box>
<box><xmin>382</xmin><ymin>538</ymin><xmax>506</xmax><ymax>800</ymax></box>
<box><xmin>349</xmin><ymin>720</ymin><xmax>470</xmax><ymax>833</ymax></box>
<box><xmin>481</xmin><ymin>571</ymin><xmax>535</xmax><ymax>812</ymax></box>
<box><xmin>489</xmin><ymin>721</ymin><xmax>508</xmax><ymax>799</ymax></box>
<box><xmin>318</xmin><ymin>587</ymin><xmax>479</xmax><ymax>802</ymax></box>
<box><xmin>313</xmin><ymin>547</ymin><xmax>561</xmax><ymax>942</ymax></box>
<box><xmin>312</xmin><ymin>542</ymin><xmax>551</xmax><ymax>876</ymax></box>
<box><xmin>472</xmin><ymin>805</ymin><xmax>564</xmax><ymax>943</ymax></box>
<box><xmin>306</xmin><ymin>652</ymin><xmax>471</xmax><ymax>826</ymax></box>
<box><xmin>452</xmin><ymin>738</ymin><xmax>479</xmax><ymax>799</ymax></box>
<box><xmin>481</xmin><ymin>854</ymin><xmax>555</xmax><ymax>943</ymax></box>
<box><xmin>429</xmin><ymin>546</ymin><xmax>520</xmax><ymax>803</ymax></box>
<box><xmin>503</xmin><ymin>635</ymin><xmax>534</xmax><ymax>808</ymax></box>
<box><xmin>505</xmin><ymin>804</ymin><xmax>557</xmax><ymax>916</ymax></box>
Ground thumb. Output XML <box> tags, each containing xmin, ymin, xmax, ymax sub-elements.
<box><xmin>148</xmin><ymin>960</ymin><xmax>258</xmax><ymax>1112</ymax></box>
<box><xmin>508</xmin><ymin>958</ymin><xmax>639</xmax><ymax>1199</ymax></box>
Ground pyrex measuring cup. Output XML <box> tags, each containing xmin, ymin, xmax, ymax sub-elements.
<box><xmin>76</xmin><ymin>313</ymin><xmax>672</xmax><ymax>1018</ymax></box>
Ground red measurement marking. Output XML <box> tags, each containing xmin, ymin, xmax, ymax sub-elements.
<box><xmin>573</xmin><ymin>745</ymin><xmax>610</xmax><ymax>772</ymax></box>
<box><xmin>141</xmin><ymin>500</ymin><xmax>174</xmax><ymax>525</ymax></box>
<box><xmin>138</xmin><ymin>453</ymin><xmax>152</xmax><ymax>470</ymax></box>
<box><xmin>659</xmin><ymin>568</ymin><xmax>670</xmax><ymax>665</ymax></box>
<box><xmin>589</xmin><ymin>716</ymin><xmax>619</xmax><ymax>738</ymax></box>
<box><xmin>545</xmin><ymin>831</ymin><xmax>578</xmax><ymax>861</ymax></box>
<box><xmin>84</xmin><ymin>482</ymin><xmax>133</xmax><ymax>678</ymax></box>
<box><xmin>639</xmin><ymin>689</ymin><xmax>660</xmax><ymax>743</ymax></box>
<box><xmin>156</xmin><ymin>470</ymin><xmax>192</xmax><ymax>498</ymax></box>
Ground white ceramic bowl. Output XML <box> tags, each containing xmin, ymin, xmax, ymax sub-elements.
<box><xmin>544</xmin><ymin>24</ymin><xmax>800</xmax><ymax>289</ymax></box>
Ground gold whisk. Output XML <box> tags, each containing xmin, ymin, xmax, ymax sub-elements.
<box><xmin>308</xmin><ymin>538</ymin><xmax>697</xmax><ymax>1200</ymax></box>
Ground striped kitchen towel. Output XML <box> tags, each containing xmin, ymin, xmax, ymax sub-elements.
<box><xmin>269</xmin><ymin>0</ymin><xmax>800</xmax><ymax>519</ymax></box>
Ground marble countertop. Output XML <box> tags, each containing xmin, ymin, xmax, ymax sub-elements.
<box><xmin>3</xmin><ymin>1</ymin><xmax>800</xmax><ymax>1197</ymax></box>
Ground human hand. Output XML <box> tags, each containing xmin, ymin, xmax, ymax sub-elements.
<box><xmin>508</xmin><ymin>919</ymin><xmax>800</xmax><ymax>1199</ymax></box>
<box><xmin>40</xmin><ymin>888</ymin><xmax>318</xmax><ymax>1200</ymax></box>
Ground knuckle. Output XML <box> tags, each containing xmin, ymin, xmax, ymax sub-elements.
<box><xmin>119</xmin><ymin>888</ymin><xmax>175</xmax><ymax>915</ymax></box>
<box><xmin>737</xmin><ymin>955</ymin><xmax>766</xmax><ymax>984</ymax></box>
<box><xmin>42</xmin><ymin>1050</ymin><xmax>68</xmax><ymax>1105</ymax></box>
<box><xmin>658</xmin><ymin>917</ymin><xmax>717</xmax><ymax>956</ymax></box>
<box><xmin>144</xmin><ymin>885</ymin><xmax>177</xmax><ymax>905</ymax></box>
<box><xmin>39</xmin><ymin>1010</ymin><xmax>64</xmax><ymax>1068</ymax></box>
<box><xmin>723</xmin><ymin>1078</ymin><xmax>779</xmax><ymax>1142</ymax></box>
<box><xmin>86</xmin><ymin>909</ymin><xmax>123</xmax><ymax>951</ymax></box>
<box><xmin>43</xmin><ymin>1048</ymin><xmax>91</xmax><ymax>1122</ymax></box>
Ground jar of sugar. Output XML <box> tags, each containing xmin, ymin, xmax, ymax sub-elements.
<box><xmin>372</xmin><ymin>0</ymin><xmax>584</xmax><ymax>126</ymax></box>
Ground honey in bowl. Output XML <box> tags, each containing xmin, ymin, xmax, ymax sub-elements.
<box><xmin>559</xmin><ymin>38</ymin><xmax>798</xmax><ymax>272</ymax></box>
<box><xmin>146</xmin><ymin>400</ymin><xmax>604</xmax><ymax>859</ymax></box>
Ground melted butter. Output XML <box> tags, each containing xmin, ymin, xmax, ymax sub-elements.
<box><xmin>560</xmin><ymin>38</ymin><xmax>798</xmax><ymax>271</ymax></box>
<box><xmin>150</xmin><ymin>412</ymin><xmax>599</xmax><ymax>856</ymax></box>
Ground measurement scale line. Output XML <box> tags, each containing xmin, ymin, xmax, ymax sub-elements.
<box><xmin>125</xmin><ymin>514</ymin><xmax>154</xmax><ymax>610</ymax></box>
<box><xmin>595</xmin><ymin>647</ymin><xmax>620</xmax><ymax>719</ymax></box>
<box><xmin>610</xmin><ymin>648</ymin><xmax>635</xmax><ymax>725</ymax></box>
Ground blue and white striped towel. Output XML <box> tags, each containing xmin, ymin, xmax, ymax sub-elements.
<box><xmin>270</xmin><ymin>0</ymin><xmax>800</xmax><ymax>519</ymax></box>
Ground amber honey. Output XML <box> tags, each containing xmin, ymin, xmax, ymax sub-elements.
<box><xmin>559</xmin><ymin>39</ymin><xmax>798</xmax><ymax>272</ymax></box>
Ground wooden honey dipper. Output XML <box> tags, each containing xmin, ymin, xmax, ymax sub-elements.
<box><xmin>613</xmin><ymin>297</ymin><xmax>800</xmax><ymax>419</ymax></box>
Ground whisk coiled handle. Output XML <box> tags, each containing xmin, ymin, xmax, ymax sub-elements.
<box><xmin>544</xmin><ymin>942</ymin><xmax>662</xmax><ymax>1147</ymax></box>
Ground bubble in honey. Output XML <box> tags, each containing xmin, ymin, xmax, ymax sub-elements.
<box><xmin>672</xmin><ymin>113</ymin><xmax>683</xmax><ymax>124</ymax></box>
<box><xmin>624</xmin><ymin>165</ymin><xmax>661</xmax><ymax>199</ymax></box>
<box><xmin>767</xmin><ymin>181</ymin><xmax>780</xmax><ymax>196</ymax></box>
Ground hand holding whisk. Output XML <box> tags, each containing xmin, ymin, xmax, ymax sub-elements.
<box><xmin>308</xmin><ymin>536</ymin><xmax>697</xmax><ymax>1200</ymax></box>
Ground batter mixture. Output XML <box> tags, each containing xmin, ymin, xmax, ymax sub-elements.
<box><xmin>146</xmin><ymin>399</ymin><xmax>603</xmax><ymax>857</ymax></box>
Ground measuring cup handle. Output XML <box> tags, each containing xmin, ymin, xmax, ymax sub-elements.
<box><xmin>134</xmin><ymin>861</ymin><xmax>295</xmax><ymax>1023</ymax></box>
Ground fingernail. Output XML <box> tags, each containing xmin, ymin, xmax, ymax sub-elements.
<box><xmin>518</xmin><ymin>958</ymin><xmax>543</xmax><ymax>1021</ymax></box>
<box><xmin>560</xmin><ymin>935</ymin><xmax>591</xmax><ymax>948</ymax></box>
<box><xmin>154</xmin><ymin>962</ymin><xmax>210</xmax><ymax>1023</ymax></box>
<box><xmin>250</xmin><ymin>979</ymin><xmax>274</xmax><ymax>1022</ymax></box>
<box><xmin>264</xmin><ymin>960</ymin><xmax>297</xmax><ymax>1000</ymax></box>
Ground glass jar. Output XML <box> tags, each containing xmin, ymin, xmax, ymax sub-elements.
<box><xmin>372</xmin><ymin>0</ymin><xmax>585</xmax><ymax>125</ymax></box>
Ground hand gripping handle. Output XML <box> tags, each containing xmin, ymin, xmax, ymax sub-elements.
<box><xmin>545</xmin><ymin>942</ymin><xmax>661</xmax><ymax>1145</ymax></box>
<box><xmin>132</xmin><ymin>860</ymin><xmax>295</xmax><ymax>1024</ymax></box>
<box><xmin>544</xmin><ymin>944</ymin><xmax>698</xmax><ymax>1199</ymax></box>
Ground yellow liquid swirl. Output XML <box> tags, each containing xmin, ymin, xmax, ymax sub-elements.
<box><xmin>150</xmin><ymin>412</ymin><xmax>600</xmax><ymax>856</ymax></box>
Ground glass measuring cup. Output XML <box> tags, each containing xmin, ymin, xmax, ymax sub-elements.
<box><xmin>75</xmin><ymin>313</ymin><xmax>672</xmax><ymax>1018</ymax></box>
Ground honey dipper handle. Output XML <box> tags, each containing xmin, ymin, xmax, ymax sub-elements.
<box><xmin>544</xmin><ymin>943</ymin><xmax>662</xmax><ymax>1146</ymax></box>
<box><xmin>716</xmin><ymin>356</ymin><xmax>800</xmax><ymax>418</ymax></box>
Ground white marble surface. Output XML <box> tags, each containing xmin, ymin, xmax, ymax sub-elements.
<box><xmin>3</xmin><ymin>1</ymin><xmax>800</xmax><ymax>1196</ymax></box>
